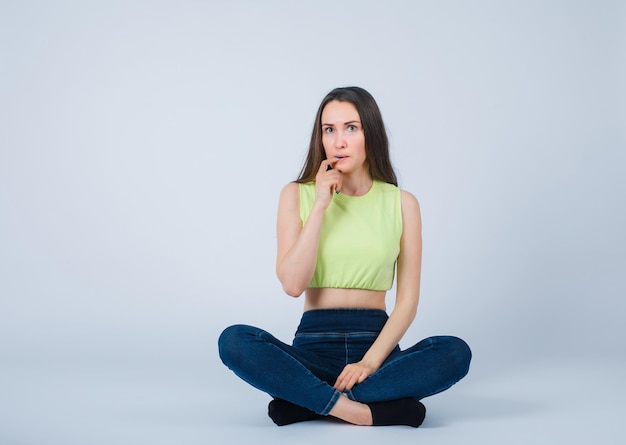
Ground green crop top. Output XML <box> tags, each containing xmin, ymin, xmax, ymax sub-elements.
<box><xmin>299</xmin><ymin>180</ymin><xmax>402</xmax><ymax>291</ymax></box>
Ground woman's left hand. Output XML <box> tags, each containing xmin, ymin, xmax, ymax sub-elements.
<box><xmin>333</xmin><ymin>361</ymin><xmax>376</xmax><ymax>392</ymax></box>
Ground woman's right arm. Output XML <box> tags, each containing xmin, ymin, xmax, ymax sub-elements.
<box><xmin>276</xmin><ymin>159</ymin><xmax>341</xmax><ymax>297</ymax></box>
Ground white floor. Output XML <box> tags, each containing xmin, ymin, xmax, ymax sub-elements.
<box><xmin>1</xmin><ymin>355</ymin><xmax>624</xmax><ymax>445</ymax></box>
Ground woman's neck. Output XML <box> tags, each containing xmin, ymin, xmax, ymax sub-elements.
<box><xmin>340</xmin><ymin>173</ymin><xmax>373</xmax><ymax>197</ymax></box>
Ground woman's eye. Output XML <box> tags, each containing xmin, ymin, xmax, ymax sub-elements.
<box><xmin>347</xmin><ymin>125</ymin><xmax>357</xmax><ymax>131</ymax></box>
<box><xmin>323</xmin><ymin>127</ymin><xmax>334</xmax><ymax>134</ymax></box>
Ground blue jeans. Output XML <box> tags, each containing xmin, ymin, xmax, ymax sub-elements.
<box><xmin>218</xmin><ymin>309</ymin><xmax>471</xmax><ymax>416</ymax></box>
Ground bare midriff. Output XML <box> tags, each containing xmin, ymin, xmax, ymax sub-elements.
<box><xmin>303</xmin><ymin>287</ymin><xmax>387</xmax><ymax>312</ymax></box>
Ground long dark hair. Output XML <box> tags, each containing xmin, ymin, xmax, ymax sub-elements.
<box><xmin>296</xmin><ymin>86</ymin><xmax>398</xmax><ymax>186</ymax></box>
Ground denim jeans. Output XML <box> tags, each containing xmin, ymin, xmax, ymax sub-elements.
<box><xmin>218</xmin><ymin>309</ymin><xmax>471</xmax><ymax>416</ymax></box>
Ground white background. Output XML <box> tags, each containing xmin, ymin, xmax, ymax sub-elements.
<box><xmin>1</xmin><ymin>1</ymin><xmax>624</xmax><ymax>444</ymax></box>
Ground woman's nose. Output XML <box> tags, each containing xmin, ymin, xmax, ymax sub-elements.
<box><xmin>335</xmin><ymin>131</ymin><xmax>347</xmax><ymax>148</ymax></box>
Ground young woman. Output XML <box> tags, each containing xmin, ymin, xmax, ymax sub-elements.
<box><xmin>218</xmin><ymin>86</ymin><xmax>471</xmax><ymax>427</ymax></box>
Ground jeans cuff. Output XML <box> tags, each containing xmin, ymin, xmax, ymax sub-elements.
<box><xmin>319</xmin><ymin>389</ymin><xmax>342</xmax><ymax>416</ymax></box>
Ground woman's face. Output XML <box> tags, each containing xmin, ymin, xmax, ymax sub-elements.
<box><xmin>321</xmin><ymin>100</ymin><xmax>367</xmax><ymax>176</ymax></box>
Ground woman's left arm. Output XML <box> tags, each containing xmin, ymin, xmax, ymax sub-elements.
<box><xmin>333</xmin><ymin>190</ymin><xmax>422</xmax><ymax>392</ymax></box>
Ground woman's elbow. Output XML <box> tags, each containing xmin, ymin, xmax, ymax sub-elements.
<box><xmin>283</xmin><ymin>286</ymin><xmax>304</xmax><ymax>298</ymax></box>
<box><xmin>280</xmin><ymin>279</ymin><xmax>305</xmax><ymax>297</ymax></box>
<box><xmin>276</xmin><ymin>267</ymin><xmax>307</xmax><ymax>297</ymax></box>
<box><xmin>277</xmin><ymin>274</ymin><xmax>305</xmax><ymax>297</ymax></box>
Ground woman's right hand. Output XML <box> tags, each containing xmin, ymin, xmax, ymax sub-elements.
<box><xmin>314</xmin><ymin>158</ymin><xmax>342</xmax><ymax>210</ymax></box>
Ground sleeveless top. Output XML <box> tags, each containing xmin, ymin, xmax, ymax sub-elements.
<box><xmin>299</xmin><ymin>180</ymin><xmax>402</xmax><ymax>290</ymax></box>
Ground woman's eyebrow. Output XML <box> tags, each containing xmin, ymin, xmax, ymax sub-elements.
<box><xmin>322</xmin><ymin>120</ymin><xmax>361</xmax><ymax>126</ymax></box>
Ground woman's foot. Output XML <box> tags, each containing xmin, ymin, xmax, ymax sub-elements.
<box><xmin>368</xmin><ymin>398</ymin><xmax>426</xmax><ymax>427</ymax></box>
<box><xmin>328</xmin><ymin>394</ymin><xmax>373</xmax><ymax>425</ymax></box>
<box><xmin>268</xmin><ymin>398</ymin><xmax>323</xmax><ymax>426</ymax></box>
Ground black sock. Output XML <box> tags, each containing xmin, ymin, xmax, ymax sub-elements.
<box><xmin>368</xmin><ymin>398</ymin><xmax>426</xmax><ymax>427</ymax></box>
<box><xmin>268</xmin><ymin>398</ymin><xmax>324</xmax><ymax>426</ymax></box>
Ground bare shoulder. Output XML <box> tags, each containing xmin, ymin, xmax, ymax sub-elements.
<box><xmin>399</xmin><ymin>189</ymin><xmax>422</xmax><ymax>237</ymax></box>
<box><xmin>400</xmin><ymin>189</ymin><xmax>421</xmax><ymax>216</ymax></box>
<box><xmin>279</xmin><ymin>181</ymin><xmax>299</xmax><ymax>204</ymax></box>
<box><xmin>278</xmin><ymin>182</ymin><xmax>300</xmax><ymax>215</ymax></box>
<box><xmin>281</xmin><ymin>181</ymin><xmax>299</xmax><ymax>196</ymax></box>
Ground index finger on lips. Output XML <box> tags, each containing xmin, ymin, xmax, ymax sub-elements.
<box><xmin>318</xmin><ymin>157</ymin><xmax>339</xmax><ymax>173</ymax></box>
